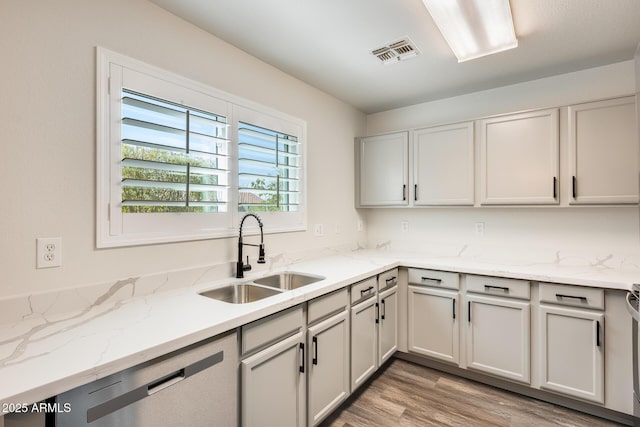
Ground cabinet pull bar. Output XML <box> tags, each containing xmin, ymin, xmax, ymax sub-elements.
<box><xmin>468</xmin><ymin>301</ymin><xmax>471</xmax><ymax>323</ymax></box>
<box><xmin>572</xmin><ymin>176</ymin><xmax>577</xmax><ymax>199</ymax></box>
<box><xmin>375</xmin><ymin>302</ymin><xmax>380</xmax><ymax>324</ymax></box>
<box><xmin>381</xmin><ymin>299</ymin><xmax>386</xmax><ymax>320</ymax></box>
<box><xmin>299</xmin><ymin>343</ymin><xmax>305</xmax><ymax>373</ymax></box>
<box><xmin>421</xmin><ymin>277</ymin><xmax>442</xmax><ymax>283</ymax></box>
<box><xmin>414</xmin><ymin>184</ymin><xmax>418</xmax><ymax>201</ymax></box>
<box><xmin>596</xmin><ymin>321</ymin><xmax>600</xmax><ymax>347</ymax></box>
<box><xmin>556</xmin><ymin>293</ymin><xmax>587</xmax><ymax>302</ymax></box>
<box><xmin>360</xmin><ymin>286</ymin><xmax>374</xmax><ymax>295</ymax></box>
<box><xmin>484</xmin><ymin>285</ymin><xmax>509</xmax><ymax>293</ymax></box>
<box><xmin>553</xmin><ymin>177</ymin><xmax>557</xmax><ymax>199</ymax></box>
<box><xmin>312</xmin><ymin>336</ymin><xmax>318</xmax><ymax>365</ymax></box>
<box><xmin>452</xmin><ymin>299</ymin><xmax>456</xmax><ymax>320</ymax></box>
<box><xmin>403</xmin><ymin>184</ymin><xmax>407</xmax><ymax>201</ymax></box>
<box><xmin>385</xmin><ymin>277</ymin><xmax>397</xmax><ymax>286</ymax></box>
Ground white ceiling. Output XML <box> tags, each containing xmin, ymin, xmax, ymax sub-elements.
<box><xmin>149</xmin><ymin>0</ymin><xmax>640</xmax><ymax>114</ymax></box>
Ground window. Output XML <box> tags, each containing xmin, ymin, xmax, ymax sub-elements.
<box><xmin>238</xmin><ymin>122</ymin><xmax>300</xmax><ymax>213</ymax></box>
<box><xmin>121</xmin><ymin>90</ymin><xmax>229</xmax><ymax>214</ymax></box>
<box><xmin>97</xmin><ymin>48</ymin><xmax>306</xmax><ymax>247</ymax></box>
<box><xmin>233</xmin><ymin>105</ymin><xmax>306</xmax><ymax>231</ymax></box>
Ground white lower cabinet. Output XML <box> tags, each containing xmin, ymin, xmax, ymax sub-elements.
<box><xmin>350</xmin><ymin>294</ymin><xmax>378</xmax><ymax>391</ymax></box>
<box><xmin>241</xmin><ymin>332</ymin><xmax>306</xmax><ymax>427</ymax></box>
<box><xmin>408</xmin><ymin>286</ymin><xmax>459</xmax><ymax>364</ymax></box>
<box><xmin>539</xmin><ymin>305</ymin><xmax>604</xmax><ymax>403</ymax></box>
<box><xmin>307</xmin><ymin>310</ymin><xmax>350</xmax><ymax>426</ymax></box>
<box><xmin>466</xmin><ymin>294</ymin><xmax>530</xmax><ymax>384</ymax></box>
<box><xmin>378</xmin><ymin>285</ymin><xmax>398</xmax><ymax>365</ymax></box>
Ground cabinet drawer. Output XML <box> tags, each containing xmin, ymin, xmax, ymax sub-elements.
<box><xmin>351</xmin><ymin>277</ymin><xmax>377</xmax><ymax>305</ymax></box>
<box><xmin>308</xmin><ymin>288</ymin><xmax>349</xmax><ymax>325</ymax></box>
<box><xmin>408</xmin><ymin>268</ymin><xmax>459</xmax><ymax>290</ymax></box>
<box><xmin>378</xmin><ymin>268</ymin><xmax>399</xmax><ymax>291</ymax></box>
<box><xmin>466</xmin><ymin>275</ymin><xmax>530</xmax><ymax>300</ymax></box>
<box><xmin>539</xmin><ymin>283</ymin><xmax>604</xmax><ymax>310</ymax></box>
<box><xmin>242</xmin><ymin>305</ymin><xmax>304</xmax><ymax>356</ymax></box>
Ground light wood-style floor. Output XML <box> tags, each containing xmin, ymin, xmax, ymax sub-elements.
<box><xmin>320</xmin><ymin>358</ymin><xmax>624</xmax><ymax>427</ymax></box>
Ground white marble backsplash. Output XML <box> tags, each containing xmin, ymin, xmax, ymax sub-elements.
<box><xmin>369</xmin><ymin>238</ymin><xmax>640</xmax><ymax>272</ymax></box>
<box><xmin>1</xmin><ymin>239</ymin><xmax>638</xmax><ymax>336</ymax></box>
<box><xmin>0</xmin><ymin>242</ymin><xmax>363</xmax><ymax>329</ymax></box>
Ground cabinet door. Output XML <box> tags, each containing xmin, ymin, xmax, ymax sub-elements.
<box><xmin>241</xmin><ymin>332</ymin><xmax>305</xmax><ymax>427</ymax></box>
<box><xmin>479</xmin><ymin>109</ymin><xmax>559</xmax><ymax>205</ymax></box>
<box><xmin>408</xmin><ymin>286</ymin><xmax>459</xmax><ymax>364</ymax></box>
<box><xmin>350</xmin><ymin>296</ymin><xmax>378</xmax><ymax>391</ymax></box>
<box><xmin>359</xmin><ymin>132</ymin><xmax>409</xmax><ymax>206</ymax></box>
<box><xmin>378</xmin><ymin>286</ymin><xmax>398</xmax><ymax>365</ymax></box>
<box><xmin>307</xmin><ymin>310</ymin><xmax>350</xmax><ymax>427</ymax></box>
<box><xmin>466</xmin><ymin>294</ymin><xmax>530</xmax><ymax>383</ymax></box>
<box><xmin>569</xmin><ymin>97</ymin><xmax>639</xmax><ymax>204</ymax></box>
<box><xmin>413</xmin><ymin>122</ymin><xmax>474</xmax><ymax>205</ymax></box>
<box><xmin>539</xmin><ymin>305</ymin><xmax>604</xmax><ymax>403</ymax></box>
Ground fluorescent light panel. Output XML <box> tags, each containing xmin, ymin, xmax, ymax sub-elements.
<box><xmin>423</xmin><ymin>0</ymin><xmax>517</xmax><ymax>62</ymax></box>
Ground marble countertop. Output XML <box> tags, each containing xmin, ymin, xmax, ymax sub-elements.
<box><xmin>1</xmin><ymin>249</ymin><xmax>638</xmax><ymax>409</ymax></box>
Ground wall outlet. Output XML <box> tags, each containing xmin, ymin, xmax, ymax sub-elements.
<box><xmin>400</xmin><ymin>221</ymin><xmax>409</xmax><ymax>233</ymax></box>
<box><xmin>314</xmin><ymin>224</ymin><xmax>324</xmax><ymax>236</ymax></box>
<box><xmin>475</xmin><ymin>222</ymin><xmax>485</xmax><ymax>237</ymax></box>
<box><xmin>357</xmin><ymin>220</ymin><xmax>364</xmax><ymax>232</ymax></box>
<box><xmin>37</xmin><ymin>237</ymin><xmax>62</xmax><ymax>268</ymax></box>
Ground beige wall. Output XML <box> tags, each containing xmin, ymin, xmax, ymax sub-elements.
<box><xmin>364</xmin><ymin>62</ymin><xmax>640</xmax><ymax>256</ymax></box>
<box><xmin>0</xmin><ymin>0</ymin><xmax>366</xmax><ymax>299</ymax></box>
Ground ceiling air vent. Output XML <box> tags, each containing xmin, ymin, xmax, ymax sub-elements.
<box><xmin>372</xmin><ymin>38</ymin><xmax>420</xmax><ymax>65</ymax></box>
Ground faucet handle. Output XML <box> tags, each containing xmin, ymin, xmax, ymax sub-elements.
<box><xmin>243</xmin><ymin>256</ymin><xmax>252</xmax><ymax>272</ymax></box>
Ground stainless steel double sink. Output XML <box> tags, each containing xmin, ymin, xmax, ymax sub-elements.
<box><xmin>199</xmin><ymin>272</ymin><xmax>325</xmax><ymax>304</ymax></box>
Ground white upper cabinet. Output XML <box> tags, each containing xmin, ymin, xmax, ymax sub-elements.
<box><xmin>568</xmin><ymin>96</ymin><xmax>639</xmax><ymax>204</ymax></box>
<box><xmin>413</xmin><ymin>122</ymin><xmax>474</xmax><ymax>206</ymax></box>
<box><xmin>479</xmin><ymin>109</ymin><xmax>560</xmax><ymax>205</ymax></box>
<box><xmin>358</xmin><ymin>132</ymin><xmax>409</xmax><ymax>206</ymax></box>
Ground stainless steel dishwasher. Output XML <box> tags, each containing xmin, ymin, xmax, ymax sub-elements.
<box><xmin>55</xmin><ymin>331</ymin><xmax>238</xmax><ymax>427</ymax></box>
<box><xmin>627</xmin><ymin>285</ymin><xmax>640</xmax><ymax>425</ymax></box>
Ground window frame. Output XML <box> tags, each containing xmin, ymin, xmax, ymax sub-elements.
<box><xmin>97</xmin><ymin>47</ymin><xmax>307</xmax><ymax>248</ymax></box>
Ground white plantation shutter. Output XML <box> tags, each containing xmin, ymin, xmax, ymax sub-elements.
<box><xmin>238</xmin><ymin>122</ymin><xmax>300</xmax><ymax>212</ymax></box>
<box><xmin>120</xmin><ymin>90</ymin><xmax>230</xmax><ymax>213</ymax></box>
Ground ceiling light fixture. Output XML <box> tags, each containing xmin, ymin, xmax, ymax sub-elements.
<box><xmin>422</xmin><ymin>0</ymin><xmax>518</xmax><ymax>62</ymax></box>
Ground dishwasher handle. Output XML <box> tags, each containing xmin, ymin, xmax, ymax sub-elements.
<box><xmin>87</xmin><ymin>350</ymin><xmax>223</xmax><ymax>423</ymax></box>
<box><xmin>147</xmin><ymin>369</ymin><xmax>185</xmax><ymax>395</ymax></box>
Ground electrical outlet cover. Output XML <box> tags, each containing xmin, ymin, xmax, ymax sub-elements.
<box><xmin>37</xmin><ymin>237</ymin><xmax>62</xmax><ymax>268</ymax></box>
